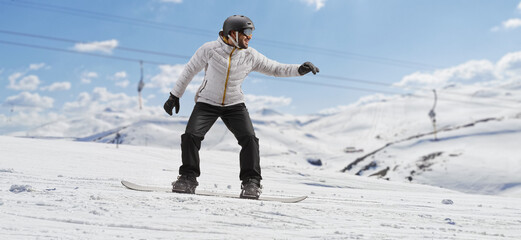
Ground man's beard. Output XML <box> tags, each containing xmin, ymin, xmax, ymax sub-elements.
<box><xmin>239</xmin><ymin>40</ymin><xmax>248</xmax><ymax>49</ymax></box>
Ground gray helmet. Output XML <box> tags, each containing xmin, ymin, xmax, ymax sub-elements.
<box><xmin>222</xmin><ymin>15</ymin><xmax>254</xmax><ymax>36</ymax></box>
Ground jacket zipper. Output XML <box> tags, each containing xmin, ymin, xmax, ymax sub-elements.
<box><xmin>222</xmin><ymin>47</ymin><xmax>236</xmax><ymax>105</ymax></box>
<box><xmin>199</xmin><ymin>79</ymin><xmax>208</xmax><ymax>93</ymax></box>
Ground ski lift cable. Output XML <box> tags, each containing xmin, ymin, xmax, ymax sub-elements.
<box><xmin>316</xmin><ymin>74</ymin><xmax>521</xmax><ymax>104</ymax></box>
<box><xmin>253</xmin><ymin>75</ymin><xmax>403</xmax><ymax>95</ymax></box>
<box><xmin>0</xmin><ymin>31</ymin><xmax>424</xmax><ymax>88</ymax></box>
<box><xmin>0</xmin><ymin>39</ymin><xmax>519</xmax><ymax>110</ymax></box>
<box><xmin>0</xmin><ymin>39</ymin><xmax>169</xmax><ymax>65</ymax></box>
<box><xmin>0</xmin><ymin>0</ymin><xmax>441</xmax><ymax>70</ymax></box>
<box><xmin>2</xmin><ymin>29</ymin><xmax>519</xmax><ymax>105</ymax></box>
<box><xmin>253</xmin><ymin>75</ymin><xmax>519</xmax><ymax>110</ymax></box>
<box><xmin>0</xmin><ymin>0</ymin><xmax>214</xmax><ymax>37</ymax></box>
<box><xmin>5</xmin><ymin>28</ymin><xmax>506</xmax><ymax>104</ymax></box>
<box><xmin>255</xmin><ymin>39</ymin><xmax>441</xmax><ymax>69</ymax></box>
<box><xmin>0</xmin><ymin>29</ymin><xmax>191</xmax><ymax>60</ymax></box>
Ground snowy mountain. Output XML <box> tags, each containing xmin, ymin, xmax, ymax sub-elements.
<box><xmin>8</xmin><ymin>79</ymin><xmax>521</xmax><ymax>198</ymax></box>
<box><xmin>303</xmin><ymin>82</ymin><xmax>521</xmax><ymax>197</ymax></box>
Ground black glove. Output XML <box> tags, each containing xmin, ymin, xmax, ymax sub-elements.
<box><xmin>163</xmin><ymin>93</ymin><xmax>180</xmax><ymax>115</ymax></box>
<box><xmin>298</xmin><ymin>62</ymin><xmax>319</xmax><ymax>75</ymax></box>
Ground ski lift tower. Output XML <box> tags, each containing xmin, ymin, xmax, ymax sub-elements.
<box><xmin>429</xmin><ymin>89</ymin><xmax>438</xmax><ymax>141</ymax></box>
<box><xmin>137</xmin><ymin>61</ymin><xmax>145</xmax><ymax>110</ymax></box>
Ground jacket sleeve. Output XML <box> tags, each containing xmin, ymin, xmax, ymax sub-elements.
<box><xmin>170</xmin><ymin>44</ymin><xmax>209</xmax><ymax>98</ymax></box>
<box><xmin>251</xmin><ymin>48</ymin><xmax>301</xmax><ymax>77</ymax></box>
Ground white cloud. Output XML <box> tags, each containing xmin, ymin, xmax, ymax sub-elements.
<box><xmin>502</xmin><ymin>18</ymin><xmax>521</xmax><ymax>30</ymax></box>
<box><xmin>41</xmin><ymin>82</ymin><xmax>72</xmax><ymax>91</ymax></box>
<box><xmin>244</xmin><ymin>94</ymin><xmax>292</xmax><ymax>111</ymax></box>
<box><xmin>496</xmin><ymin>51</ymin><xmax>521</xmax><ymax>79</ymax></box>
<box><xmin>149</xmin><ymin>64</ymin><xmax>203</xmax><ymax>94</ymax></box>
<box><xmin>111</xmin><ymin>71</ymin><xmax>129</xmax><ymax>88</ymax></box>
<box><xmin>73</xmin><ymin>39</ymin><xmax>119</xmax><ymax>54</ymax></box>
<box><xmin>116</xmin><ymin>80</ymin><xmax>130</xmax><ymax>88</ymax></box>
<box><xmin>301</xmin><ymin>0</ymin><xmax>326</xmax><ymax>11</ymax></box>
<box><xmin>8</xmin><ymin>73</ymin><xmax>41</xmax><ymax>91</ymax></box>
<box><xmin>395</xmin><ymin>51</ymin><xmax>521</xmax><ymax>89</ymax></box>
<box><xmin>92</xmin><ymin>87</ymin><xmax>119</xmax><ymax>102</ymax></box>
<box><xmin>319</xmin><ymin>94</ymin><xmax>390</xmax><ymax>115</ymax></box>
<box><xmin>8</xmin><ymin>72</ymin><xmax>23</xmax><ymax>83</ymax></box>
<box><xmin>81</xmin><ymin>71</ymin><xmax>98</xmax><ymax>84</ymax></box>
<box><xmin>395</xmin><ymin>60</ymin><xmax>496</xmax><ymax>89</ymax></box>
<box><xmin>0</xmin><ymin>111</ymin><xmax>63</xmax><ymax>133</ymax></box>
<box><xmin>63</xmin><ymin>87</ymin><xmax>139</xmax><ymax>113</ymax></box>
<box><xmin>63</xmin><ymin>92</ymin><xmax>91</xmax><ymax>110</ymax></box>
<box><xmin>29</xmin><ymin>63</ymin><xmax>46</xmax><ymax>70</ymax></box>
<box><xmin>114</xmin><ymin>71</ymin><xmax>127</xmax><ymax>79</ymax></box>
<box><xmin>3</xmin><ymin>91</ymin><xmax>54</xmax><ymax>109</ymax></box>
<box><xmin>491</xmin><ymin>2</ymin><xmax>521</xmax><ymax>31</ymax></box>
<box><xmin>160</xmin><ymin>0</ymin><xmax>182</xmax><ymax>3</ymax></box>
<box><xmin>84</xmin><ymin>72</ymin><xmax>99</xmax><ymax>78</ymax></box>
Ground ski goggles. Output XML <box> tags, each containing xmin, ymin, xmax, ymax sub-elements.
<box><xmin>240</xmin><ymin>28</ymin><xmax>253</xmax><ymax>37</ymax></box>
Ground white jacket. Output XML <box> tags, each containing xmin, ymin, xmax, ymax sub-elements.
<box><xmin>171</xmin><ymin>37</ymin><xmax>301</xmax><ymax>106</ymax></box>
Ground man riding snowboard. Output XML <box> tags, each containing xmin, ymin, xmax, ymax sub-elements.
<box><xmin>164</xmin><ymin>15</ymin><xmax>319</xmax><ymax>199</ymax></box>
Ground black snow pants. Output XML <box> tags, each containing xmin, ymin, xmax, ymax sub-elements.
<box><xmin>179</xmin><ymin>102</ymin><xmax>261</xmax><ymax>181</ymax></box>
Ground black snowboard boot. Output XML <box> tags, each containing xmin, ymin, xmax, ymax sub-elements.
<box><xmin>240</xmin><ymin>178</ymin><xmax>262</xmax><ymax>199</ymax></box>
<box><xmin>172</xmin><ymin>175</ymin><xmax>198</xmax><ymax>194</ymax></box>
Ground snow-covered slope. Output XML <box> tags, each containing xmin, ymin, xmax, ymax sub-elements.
<box><xmin>10</xmin><ymin>80</ymin><xmax>521</xmax><ymax>197</ymax></box>
<box><xmin>302</xmin><ymin>82</ymin><xmax>521</xmax><ymax>197</ymax></box>
<box><xmin>1</xmin><ymin>136</ymin><xmax>520</xmax><ymax>239</ymax></box>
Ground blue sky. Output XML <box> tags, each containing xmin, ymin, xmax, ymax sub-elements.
<box><xmin>1</xmin><ymin>0</ymin><xmax>521</xmax><ymax>132</ymax></box>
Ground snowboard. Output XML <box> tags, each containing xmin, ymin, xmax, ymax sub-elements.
<box><xmin>121</xmin><ymin>180</ymin><xmax>307</xmax><ymax>203</ymax></box>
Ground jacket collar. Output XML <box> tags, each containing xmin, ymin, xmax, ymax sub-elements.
<box><xmin>218</xmin><ymin>37</ymin><xmax>234</xmax><ymax>51</ymax></box>
<box><xmin>218</xmin><ymin>36</ymin><xmax>245</xmax><ymax>53</ymax></box>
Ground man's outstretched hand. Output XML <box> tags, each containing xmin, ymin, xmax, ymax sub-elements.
<box><xmin>298</xmin><ymin>62</ymin><xmax>320</xmax><ymax>75</ymax></box>
<box><xmin>163</xmin><ymin>93</ymin><xmax>180</xmax><ymax>115</ymax></box>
